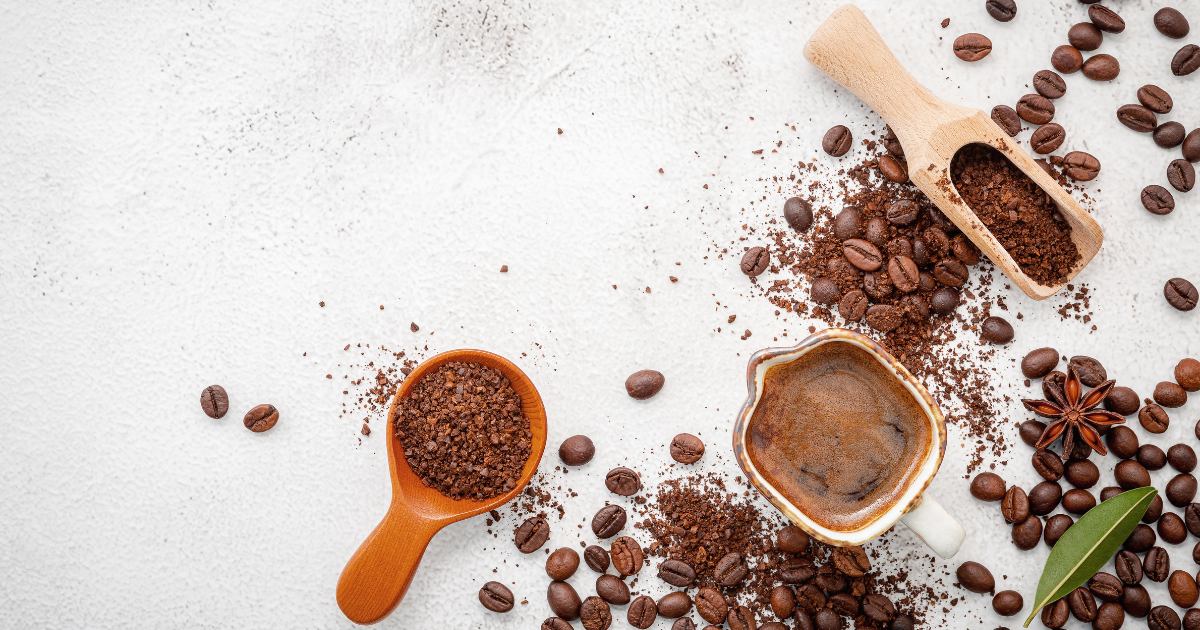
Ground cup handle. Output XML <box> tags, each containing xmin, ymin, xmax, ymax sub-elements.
<box><xmin>899</xmin><ymin>495</ymin><xmax>965</xmax><ymax>558</ymax></box>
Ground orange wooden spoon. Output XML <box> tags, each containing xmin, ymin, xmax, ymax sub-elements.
<box><xmin>336</xmin><ymin>349</ymin><xmax>548</xmax><ymax>625</ymax></box>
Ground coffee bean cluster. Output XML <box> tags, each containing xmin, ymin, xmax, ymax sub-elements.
<box><xmin>198</xmin><ymin>383</ymin><xmax>281</xmax><ymax>433</ymax></box>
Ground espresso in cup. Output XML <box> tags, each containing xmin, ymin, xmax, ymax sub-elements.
<box><xmin>745</xmin><ymin>341</ymin><xmax>931</xmax><ymax>532</ymax></box>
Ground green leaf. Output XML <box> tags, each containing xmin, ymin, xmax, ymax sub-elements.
<box><xmin>1023</xmin><ymin>486</ymin><xmax>1156</xmax><ymax>627</ymax></box>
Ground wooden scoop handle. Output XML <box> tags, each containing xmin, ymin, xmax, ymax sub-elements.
<box><xmin>336</xmin><ymin>500</ymin><xmax>443</xmax><ymax>625</ymax></box>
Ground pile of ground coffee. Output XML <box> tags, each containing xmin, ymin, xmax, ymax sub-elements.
<box><xmin>393</xmin><ymin>361</ymin><xmax>532</xmax><ymax>501</ymax></box>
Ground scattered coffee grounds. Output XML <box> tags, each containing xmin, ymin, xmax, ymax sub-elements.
<box><xmin>393</xmin><ymin>361</ymin><xmax>532</xmax><ymax>500</ymax></box>
<box><xmin>948</xmin><ymin>144</ymin><xmax>1080</xmax><ymax>287</ymax></box>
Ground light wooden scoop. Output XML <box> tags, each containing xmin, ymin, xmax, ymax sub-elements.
<box><xmin>804</xmin><ymin>5</ymin><xmax>1102</xmax><ymax>300</ymax></box>
<box><xmin>336</xmin><ymin>349</ymin><xmax>548</xmax><ymax>625</ymax></box>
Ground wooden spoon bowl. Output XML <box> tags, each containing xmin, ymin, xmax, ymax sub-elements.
<box><xmin>803</xmin><ymin>5</ymin><xmax>1103</xmax><ymax>300</ymax></box>
<box><xmin>335</xmin><ymin>349</ymin><xmax>547</xmax><ymax>625</ymax></box>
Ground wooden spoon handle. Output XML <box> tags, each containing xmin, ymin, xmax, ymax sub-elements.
<box><xmin>336</xmin><ymin>502</ymin><xmax>443</xmax><ymax>625</ymax></box>
<box><xmin>803</xmin><ymin>5</ymin><xmax>968</xmax><ymax>137</ymax></box>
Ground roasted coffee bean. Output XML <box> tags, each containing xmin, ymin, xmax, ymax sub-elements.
<box><xmin>695</xmin><ymin>587</ymin><xmax>727</xmax><ymax>624</ymax></box>
<box><xmin>842</xmin><ymin>239</ymin><xmax>883</xmax><ymax>271</ymax></box>
<box><xmin>627</xmin><ymin>595</ymin><xmax>657</xmax><ymax>628</ymax></box>
<box><xmin>778</xmin><ymin>556</ymin><xmax>815</xmax><ymax>584</ymax></box>
<box><xmin>657</xmin><ymin>592</ymin><xmax>692</xmax><ymax>619</ymax></box>
<box><xmin>560</xmin><ymin>435</ymin><xmax>595</xmax><ymax>466</ymax></box>
<box><xmin>865</xmin><ymin>304</ymin><xmax>903</xmax><ymax>332</ymax></box>
<box><xmin>1117</xmin><ymin>104</ymin><xmax>1158</xmax><ymax>133</ymax></box>
<box><xmin>886</xmin><ymin>201</ymin><xmax>921</xmax><ymax>228</ymax></box>
<box><xmin>838</xmin><ymin>290</ymin><xmax>868</xmax><ymax>322</ymax></box>
<box><xmin>1156</xmin><ymin>8</ymin><xmax>1191</xmax><ymax>39</ymax></box>
<box><xmin>887</xmin><ymin>256</ymin><xmax>919</xmax><ymax>293</ymax></box>
<box><xmin>991</xmin><ymin>105</ymin><xmax>1022</xmax><ymax>136</ymax></box>
<box><xmin>1108</xmin><ymin>426</ymin><xmax>1139</xmax><ymax>458</ymax></box>
<box><xmin>879</xmin><ymin>155</ymin><xmax>908</xmax><ymax>183</ymax></box>
<box><xmin>1157</xmin><ymin>382</ymin><xmax>1189</xmax><ymax>408</ymax></box>
<box><xmin>591</xmin><ymin>505</ymin><xmax>627</xmax><ymax>539</ymax></box>
<box><xmin>1022</xmin><ymin>348</ymin><xmax>1060</xmax><ymax>378</ymax></box>
<box><xmin>1012</xmin><ymin>514</ymin><xmax>1042</xmax><ymax>550</ymax></box>
<box><xmin>547</xmin><ymin>547</ymin><xmax>581</xmax><ymax>580</ymax></box>
<box><xmin>814</xmin><ymin>565</ymin><xmax>846</xmax><ymax>594</ymax></box>
<box><xmin>1065</xmin><ymin>459</ymin><xmax>1099</xmax><ymax>489</ymax></box>
<box><xmin>1161</xmin><ymin>512</ymin><xmax>1189</xmax><ymax>544</ymax></box>
<box><xmin>784</xmin><ymin>197</ymin><xmax>814</xmax><ymax>232</ymax></box>
<box><xmin>1140</xmin><ymin>404</ymin><xmax>1171</xmax><ymax>434</ymax></box>
<box><xmin>776</xmin><ymin>525</ymin><xmax>810</xmax><ymax>554</ymax></box>
<box><xmin>890</xmin><ymin>614</ymin><xmax>914</xmax><ymax>630</ymax></box>
<box><xmin>864</xmin><ymin>217</ymin><xmax>889</xmax><ymax>247</ymax></box>
<box><xmin>1150</xmin><ymin>606</ymin><xmax>1183</xmax><ymax>630</ymax></box>
<box><xmin>832</xmin><ymin>546</ymin><xmax>870</xmax><ymax>577</ymax></box>
<box><xmin>658</xmin><ymin>559</ymin><xmax>696</xmax><ymax>587</ymax></box>
<box><xmin>1171</xmin><ymin>570</ymin><xmax>1200</xmax><ymax>607</ymax></box>
<box><xmin>862</xmin><ymin>271</ymin><xmax>892</xmax><ymax>300</ymax></box>
<box><xmin>855</xmin><ymin>593</ymin><xmax>893</xmax><ymax>622</ymax></box>
<box><xmin>727</xmin><ymin>606</ymin><xmax>756</xmax><ymax>630</ymax></box>
<box><xmin>1105</xmin><ymin>387</ymin><xmax>1141</xmax><ymax>415</ymax></box>
<box><xmin>1044</xmin><ymin>514</ymin><xmax>1074</xmax><ymax>546</ymax></box>
<box><xmin>1089</xmin><ymin>5</ymin><xmax>1125</xmax><ymax>32</ymax></box>
<box><xmin>833</xmin><ymin>208</ymin><xmax>862</xmax><ymax>240</ymax></box>
<box><xmin>930</xmin><ymin>287</ymin><xmax>959</xmax><ymax>315</ymax></box>
<box><xmin>480</xmin><ymin>581</ymin><xmax>515</xmax><ymax>612</ymax></box>
<box><xmin>1171</xmin><ymin>445</ymin><xmax>1198</xmax><ymax>473</ymax></box>
<box><xmin>1156</xmin><ymin>121</ymin><xmax>1188</xmax><ymax>148</ymax></box>
<box><xmin>1033</xmin><ymin>69</ymin><xmax>1066</xmax><ymax>99</ymax></box>
<box><xmin>1178</xmin><ymin>359</ymin><xmax>1200</xmax><ymax>392</ymax></box>
<box><xmin>1186</xmin><ymin>129</ymin><xmax>1200</xmax><ymax>162</ymax></box>
<box><xmin>585</xmin><ymin>545</ymin><xmax>610</xmax><ymax>573</ymax></box>
<box><xmin>1126</xmin><ymin>524</ymin><xmax>1157</xmax><ymax>552</ymax></box>
<box><xmin>200</xmin><ymin>385</ymin><xmax>229</xmax><ymax>419</ymax></box>
<box><xmin>1042</xmin><ymin>597</ymin><xmax>1069</xmax><ymax>628</ymax></box>
<box><xmin>826</xmin><ymin>592</ymin><xmax>857</xmax><ymax>617</ymax></box>
<box><xmin>1187</xmin><ymin>608</ymin><xmax>1200</xmax><ymax>630</ymax></box>
<box><xmin>542</xmin><ymin>617</ymin><xmax>572</xmax><ymax>630</ymax></box>
<box><xmin>1063</xmin><ymin>151</ymin><xmax>1100</xmax><ymax>181</ymax></box>
<box><xmin>605</xmin><ymin>467</ymin><xmax>641</xmax><ymax>496</ymax></box>
<box><xmin>950</xmin><ymin>235</ymin><xmax>979</xmax><ymax>266</ymax></box>
<box><xmin>990</xmin><ymin>589</ymin><xmax>1022</xmax><ymax>616</ymax></box>
<box><xmin>1052</xmin><ymin>45</ymin><xmax>1084</xmax><ymax>73</ymax></box>
<box><xmin>626</xmin><ymin>371</ymin><xmax>664</xmax><ymax>400</ymax></box>
<box><xmin>1145</xmin><ymin>495</ymin><xmax>1166</xmax><ymax>524</ymax></box>
<box><xmin>1116</xmin><ymin>550</ymin><xmax>1144</xmax><ymax>585</ymax></box>
<box><xmin>1017</xmin><ymin>94</ymin><xmax>1055</xmax><ymax>124</ymax></box>
<box><xmin>1033</xmin><ymin>450</ymin><xmax>1064</xmax><ymax>481</ymax></box>
<box><xmin>610</xmin><ymin>537</ymin><xmax>643</xmax><ymax>576</ymax></box>
<box><xmin>807</xmin><ymin>278</ymin><xmax>837</xmax><ymax>304</ymax></box>
<box><xmin>1166</xmin><ymin>278</ymin><xmax>1199</xmax><ymax>311</ymax></box>
<box><xmin>766</xmin><ymin>585</ymin><xmax>795</xmax><ymax>619</ymax></box>
<box><xmin>548</xmin><ymin>581</ymin><xmax>583</xmax><ymax>620</ymax></box>
<box><xmin>971</xmin><ymin>472</ymin><xmax>1007</xmax><ymax>501</ymax></box>
<box><xmin>1146</xmin><ymin>546</ymin><xmax>1172</xmax><ymax>582</ymax></box>
<box><xmin>1140</xmin><ymin>444</ymin><xmax>1168</xmax><ymax>471</ymax></box>
<box><xmin>1169</xmin><ymin>159</ymin><xmax>1197</xmax><ymax>192</ymax></box>
<box><xmin>823</xmin><ymin>126</ymin><xmax>852</xmax><ymax>157</ymax></box>
<box><xmin>244</xmin><ymin>403</ymin><xmax>279</xmax><ymax>432</ymax></box>
<box><xmin>596</xmin><ymin>574</ymin><xmax>630</xmax><ymax>605</ymax></box>
<box><xmin>1169</xmin><ymin>474</ymin><xmax>1199</xmax><ymax>507</ymax></box>
<box><xmin>954</xmin><ymin>33</ymin><xmax>992</xmax><ymax>61</ymax></box>
<box><xmin>1063</xmin><ymin>489</ymin><xmax>1096</xmax><ymax>514</ymax></box>
<box><xmin>715</xmin><ymin>552</ymin><xmax>748</xmax><ymax>586</ymax></box>
<box><xmin>814</xmin><ymin>608</ymin><xmax>840</xmax><ymax>630</ymax></box>
<box><xmin>1090</xmin><ymin>572</ymin><xmax>1125</xmax><ymax>602</ymax></box>
<box><xmin>516</xmin><ymin>516</ymin><xmax>551</xmax><ymax>553</ymax></box>
<box><xmin>740</xmin><ymin>247</ymin><xmax>770</xmax><ymax>277</ymax></box>
<box><xmin>579</xmin><ymin>596</ymin><xmax>612</xmax><ymax>630</ymax></box>
<box><xmin>670</xmin><ymin>433</ymin><xmax>705</xmax><ymax>464</ymax></box>
<box><xmin>985</xmin><ymin>0</ymin><xmax>1017</xmax><ymax>22</ymax></box>
<box><xmin>1069</xmin><ymin>356</ymin><xmax>1107</xmax><ymax>387</ymax></box>
<box><xmin>1031</xmin><ymin>123</ymin><xmax>1066</xmax><ymax>153</ymax></box>
<box><xmin>1030</xmin><ymin>481</ymin><xmax>1063</xmax><ymax>515</ymax></box>
<box><xmin>1093</xmin><ymin>602</ymin><xmax>1125</xmax><ymax>630</ymax></box>
<box><xmin>1020</xmin><ymin>420</ymin><xmax>1047</xmax><ymax>447</ymax></box>
<box><xmin>1069</xmin><ymin>439</ymin><xmax>1094</xmax><ymax>460</ymax></box>
<box><xmin>956</xmin><ymin>561</ymin><xmax>995</xmax><ymax>594</ymax></box>
<box><xmin>883</xmin><ymin>125</ymin><xmax>903</xmax><ymax>156</ymax></box>
<box><xmin>795</xmin><ymin>584</ymin><xmax>826</xmax><ymax>615</ymax></box>
<box><xmin>1142</xmin><ymin>185</ymin><xmax>1177</xmax><ymax>215</ymax></box>
<box><xmin>933</xmin><ymin>258</ymin><xmax>968</xmax><ymax>288</ymax></box>
<box><xmin>1066</xmin><ymin>586</ymin><xmax>1097</xmax><ymax>622</ymax></box>
<box><xmin>1139</xmin><ymin>85</ymin><xmax>1174</xmax><ymax>114</ymax></box>
<box><xmin>673</xmin><ymin>618</ymin><xmax>697</xmax><ymax>630</ymax></box>
<box><xmin>1082</xmin><ymin>54</ymin><xmax>1120</xmax><ymax>81</ymax></box>
<box><xmin>1069</xmin><ymin>22</ymin><xmax>1103</xmax><ymax>51</ymax></box>
<box><xmin>886</xmin><ymin>236</ymin><xmax>913</xmax><ymax>258</ymax></box>
<box><xmin>1101</xmin><ymin>486</ymin><xmax>1122</xmax><ymax>502</ymax></box>
<box><xmin>1123</xmin><ymin>584</ymin><xmax>1152</xmax><ymax>618</ymax></box>
<box><xmin>1116</xmin><ymin>460</ymin><xmax>1151</xmax><ymax>490</ymax></box>
<box><xmin>1173</xmin><ymin>44</ymin><xmax>1200</xmax><ymax>76</ymax></box>
<box><xmin>923</xmin><ymin>224</ymin><xmax>951</xmax><ymax>253</ymax></box>
<box><xmin>1002</xmin><ymin>485</ymin><xmax>1030</xmax><ymax>523</ymax></box>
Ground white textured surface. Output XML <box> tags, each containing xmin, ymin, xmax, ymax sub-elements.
<box><xmin>1</xmin><ymin>1</ymin><xmax>1198</xmax><ymax>628</ymax></box>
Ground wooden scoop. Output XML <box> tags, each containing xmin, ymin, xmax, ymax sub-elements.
<box><xmin>803</xmin><ymin>5</ymin><xmax>1102</xmax><ymax>300</ymax></box>
<box><xmin>335</xmin><ymin>349</ymin><xmax>547</xmax><ymax>625</ymax></box>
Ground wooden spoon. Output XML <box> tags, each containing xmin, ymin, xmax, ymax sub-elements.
<box><xmin>336</xmin><ymin>349</ymin><xmax>548</xmax><ymax>625</ymax></box>
<box><xmin>803</xmin><ymin>5</ymin><xmax>1102</xmax><ymax>300</ymax></box>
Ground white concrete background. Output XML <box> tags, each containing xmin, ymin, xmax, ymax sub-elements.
<box><xmin>2</xmin><ymin>1</ymin><xmax>1198</xmax><ymax>628</ymax></box>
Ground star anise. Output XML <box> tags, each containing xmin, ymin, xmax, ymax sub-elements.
<box><xmin>1022</xmin><ymin>367</ymin><xmax>1125</xmax><ymax>459</ymax></box>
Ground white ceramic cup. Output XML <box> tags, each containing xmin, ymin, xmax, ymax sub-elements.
<box><xmin>731</xmin><ymin>328</ymin><xmax>965</xmax><ymax>558</ymax></box>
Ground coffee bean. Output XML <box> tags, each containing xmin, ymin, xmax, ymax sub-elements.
<box><xmin>885</xmin><ymin>200</ymin><xmax>920</xmax><ymax>227</ymax></box>
<box><xmin>971</xmin><ymin>472</ymin><xmax>1007</xmax><ymax>501</ymax></box>
<box><xmin>1157</xmin><ymin>382</ymin><xmax>1189</xmax><ymax>408</ymax></box>
<box><xmin>657</xmin><ymin>592</ymin><xmax>692</xmax><ymax>619</ymax></box>
<box><xmin>954</xmin><ymin>33</ymin><xmax>992</xmax><ymax>61</ymax></box>
<box><xmin>1029</xmin><ymin>481</ymin><xmax>1063</xmax><ymax>515</ymax></box>
<box><xmin>605</xmin><ymin>468</ymin><xmax>641</xmax><ymax>496</ymax></box>
<box><xmin>658</xmin><ymin>559</ymin><xmax>697</xmax><ymax>587</ymax></box>
<box><xmin>627</xmin><ymin>595</ymin><xmax>657</xmax><ymax>628</ymax></box>
<box><xmin>1002</xmin><ymin>485</ymin><xmax>1030</xmax><ymax>523</ymax></box>
<box><xmin>1161</xmin><ymin>512</ymin><xmax>1189</xmax><ymax>544</ymax></box>
<box><xmin>1126</xmin><ymin>524</ymin><xmax>1158</xmax><ymax>552</ymax></box>
<box><xmin>814</xmin><ymin>565</ymin><xmax>846</xmax><ymax>593</ymax></box>
<box><xmin>1170</xmin><ymin>474</ymin><xmax>1199</xmax><ymax>507</ymax></box>
<box><xmin>1140</xmin><ymin>547</ymin><xmax>1171</xmax><ymax>586</ymax></box>
<box><xmin>842</xmin><ymin>239</ymin><xmax>883</xmax><ymax>272</ymax></box>
<box><xmin>988</xmin><ymin>589</ymin><xmax>1022</xmax><ymax>616</ymax></box>
<box><xmin>1060</xmin><ymin>151</ymin><xmax>1099</xmax><ymax>181</ymax></box>
<box><xmin>674</xmin><ymin>619</ymin><xmax>698</xmax><ymax>630</ymax></box>
<box><xmin>883</xmin><ymin>125</ymin><xmax>904</xmax><ymax>157</ymax></box>
<box><xmin>1156</xmin><ymin>121</ymin><xmax>1188</xmax><ymax>148</ymax></box>
<box><xmin>727</xmin><ymin>606</ymin><xmax>756</xmax><ymax>630</ymax></box>
<box><xmin>1187</xmin><ymin>609</ymin><xmax>1200</xmax><ymax>630</ymax></box>
<box><xmin>547</xmin><ymin>547</ymin><xmax>580</xmax><ymax>580</ymax></box>
<box><xmin>1020</xmin><ymin>420</ymin><xmax>1047</xmax><ymax>447</ymax></box>
<box><xmin>740</xmin><ymin>247</ymin><xmax>770</xmax><ymax>276</ymax></box>
<box><xmin>1142</xmin><ymin>184</ymin><xmax>1177</xmax><ymax>215</ymax></box>
<box><xmin>1090</xmin><ymin>572</ymin><xmax>1125</xmax><ymax>603</ymax></box>
<box><xmin>1017</xmin><ymin>94</ymin><xmax>1055</xmax><ymax>124</ymax></box>
<box><xmin>1094</xmin><ymin>602</ymin><xmax>1125</xmax><ymax>630</ymax></box>
<box><xmin>1169</xmin><ymin>159</ymin><xmax>1197</xmax><ymax>193</ymax></box>
<box><xmin>715</xmin><ymin>552</ymin><xmax>748</xmax><ymax>586</ymax></box>
<box><xmin>626</xmin><ymin>370</ymin><xmax>665</xmax><ymax>400</ymax></box>
<box><xmin>947</xmin><ymin>236</ymin><xmax>978</xmax><ymax>267</ymax></box>
<box><xmin>776</xmin><ymin>525</ymin><xmax>810</xmax><ymax>553</ymax></box>
<box><xmin>1117</xmin><ymin>104</ymin><xmax>1158</xmax><ymax>133</ymax></box>
<box><xmin>826</xmin><ymin>592</ymin><xmax>857</xmax><ymax>617</ymax></box>
<box><xmin>200</xmin><ymin>385</ymin><xmax>229</xmax><ymax>419</ymax></box>
<box><xmin>879</xmin><ymin>155</ymin><xmax>908</xmax><ymax>183</ymax></box>
<box><xmin>1178</xmin><ymin>359</ymin><xmax>1200</xmax><ymax>392</ymax></box>
<box><xmin>479</xmin><ymin>581</ymin><xmax>515</xmax><ymax>613</ymax></box>
<box><xmin>930</xmin><ymin>287</ymin><xmax>959</xmax><ymax>315</ymax></box>
<box><xmin>1122</xmin><ymin>584</ymin><xmax>1152</xmax><ymax>618</ymax></box>
<box><xmin>1155</xmin><ymin>8</ymin><xmax>1191</xmax><ymax>39</ymax></box>
<box><xmin>610</xmin><ymin>537</ymin><xmax>643</xmax><ymax>576</ymax></box>
<box><xmin>559</xmin><ymin>435</ymin><xmax>595</xmax><ymax>466</ymax></box>
<box><xmin>1088</xmin><ymin>5</ymin><xmax>1125</xmax><ymax>32</ymax></box>
<box><xmin>762</xmin><ymin>585</ymin><xmax>795</xmax><ymax>619</ymax></box>
<box><xmin>933</xmin><ymin>258</ymin><xmax>968</xmax><ymax>288</ymax></box>
<box><xmin>1063</xmin><ymin>489</ymin><xmax>1096</xmax><ymax>514</ymax></box>
<box><xmin>542</xmin><ymin>617</ymin><xmax>573</xmax><ymax>630</ymax></box>
<box><xmin>1166</xmin><ymin>278</ymin><xmax>1199</xmax><ymax>311</ymax></box>
<box><xmin>585</xmin><ymin>545</ymin><xmax>610</xmax><ymax>573</ymax></box>
<box><xmin>1082</xmin><ymin>54</ymin><xmax>1120</xmax><ymax>81</ymax></box>
<box><xmin>784</xmin><ymin>197</ymin><xmax>814</xmax><ymax>232</ymax></box>
<box><xmin>972</xmin><ymin>316</ymin><xmax>1012</xmax><ymax>344</ymax></box>
<box><xmin>956</xmin><ymin>561</ymin><xmax>995</xmax><ymax>594</ymax></box>
<box><xmin>1173</xmin><ymin>44</ymin><xmax>1200</xmax><ymax>76</ymax></box>
<box><xmin>1022</xmin><ymin>347</ymin><xmax>1060</xmax><ymax>378</ymax></box>
<box><xmin>1069</xmin><ymin>356</ymin><xmax>1107</xmax><ymax>387</ymax></box>
<box><xmin>1052</xmin><ymin>45</ymin><xmax>1084</xmax><ymax>73</ymax></box>
<box><xmin>1103</xmin><ymin>488</ymin><xmax>1126</xmax><ymax>504</ymax></box>
<box><xmin>1167</xmin><ymin>446</ymin><xmax>1198</xmax><ymax>475</ymax></box>
<box><xmin>548</xmin><ymin>581</ymin><xmax>583</xmax><ymax>620</ymax></box>
<box><xmin>516</xmin><ymin>516</ymin><xmax>551</xmax><ymax>553</ymax></box>
<box><xmin>831</xmin><ymin>546</ymin><xmax>870</xmax><ymax>577</ymax></box>
<box><xmin>1145</xmin><ymin>495</ymin><xmax>1165</xmax><ymax>524</ymax></box>
<box><xmin>1066</xmin><ymin>586</ymin><xmax>1097</xmax><ymax>622</ymax></box>
<box><xmin>1140</xmin><ymin>444</ymin><xmax>1168</xmax><ymax>471</ymax></box>
<box><xmin>991</xmin><ymin>105</ymin><xmax>1022</xmax><ymax>136</ymax></box>
<box><xmin>1114</xmin><ymin>460</ymin><xmax>1151</xmax><ymax>490</ymax></box>
<box><xmin>862</xmin><ymin>271</ymin><xmax>892</xmax><ymax>300</ymax></box>
<box><xmin>986</xmin><ymin>0</ymin><xmax>1017</xmax><ymax>22</ymax></box>
<box><xmin>596</xmin><ymin>574</ymin><xmax>630</xmax><ymax>605</ymax></box>
<box><xmin>1064</xmin><ymin>459</ymin><xmax>1099</xmax><ymax>489</ymax></box>
<box><xmin>1101</xmin><ymin>387</ymin><xmax>1138</xmax><ymax>418</ymax></box>
<box><xmin>1068</xmin><ymin>22</ymin><xmax>1103</xmax><ymax>51</ymax></box>
<box><xmin>592</xmin><ymin>505</ymin><xmax>627</xmax><ymax>539</ymax></box>
<box><xmin>887</xmin><ymin>256</ymin><xmax>920</xmax><ymax>293</ymax></box>
<box><xmin>814</xmin><ymin>607</ymin><xmax>841</xmax><ymax>630</ymax></box>
<box><xmin>1172</xmin><ymin>570</ymin><xmax>1200</xmax><ymax>607</ymax></box>
<box><xmin>1150</xmin><ymin>606</ymin><xmax>1183</xmax><ymax>630</ymax></box>
<box><xmin>579</xmin><ymin>596</ymin><xmax>612</xmax><ymax>630</ymax></box>
<box><xmin>809</xmin><ymin>277</ymin><xmax>840</xmax><ymax>305</ymax></box>
<box><xmin>863</xmin><ymin>304</ymin><xmax>903</xmax><ymax>332</ymax></box>
<box><xmin>833</xmin><ymin>207</ymin><xmax>862</xmax><ymax>240</ymax></box>
<box><xmin>667</xmin><ymin>434</ymin><xmax>705</xmax><ymax>465</ymax></box>
<box><xmin>1030</xmin><ymin>123</ymin><xmax>1066</xmax><ymax>153</ymax></box>
<box><xmin>1140</xmin><ymin>404</ymin><xmax>1171</xmax><ymax>434</ymax></box>
<box><xmin>1031</xmin><ymin>69</ymin><xmax>1067</xmax><ymax>99</ymax></box>
<box><xmin>1115</xmin><ymin>549</ymin><xmax>1144</xmax><ymax>585</ymax></box>
<box><xmin>695</xmin><ymin>587</ymin><xmax>727</xmax><ymax>624</ymax></box>
<box><xmin>1041</xmin><ymin>597</ymin><xmax>1069</xmax><ymax>628</ymax></box>
<box><xmin>243</xmin><ymin>403</ymin><xmax>279</xmax><ymax>432</ymax></box>
<box><xmin>823</xmin><ymin>126</ymin><xmax>852</xmax><ymax>157</ymax></box>
<box><xmin>796</xmin><ymin>584</ymin><xmax>826</xmax><ymax>614</ymax></box>
<box><xmin>1185</xmin><ymin>129</ymin><xmax>1200</xmax><ymax>162</ymax></box>
<box><xmin>890</xmin><ymin>614</ymin><xmax>914</xmax><ymax>630</ymax></box>
<box><xmin>1032</xmin><ymin>450</ymin><xmax>1064</xmax><ymax>481</ymax></box>
<box><xmin>1139</xmin><ymin>85</ymin><xmax>1174</xmax><ymax>114</ymax></box>
<box><xmin>1012</xmin><ymin>514</ymin><xmax>1042</xmax><ymax>549</ymax></box>
<box><xmin>838</xmin><ymin>290</ymin><xmax>868</xmax><ymax>322</ymax></box>
<box><xmin>1043</xmin><ymin>513</ymin><xmax>1073</xmax><ymax>546</ymax></box>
